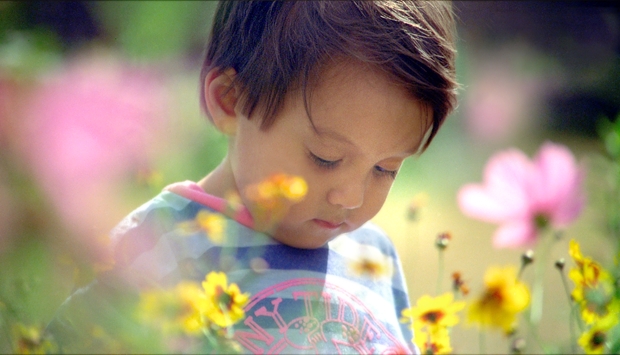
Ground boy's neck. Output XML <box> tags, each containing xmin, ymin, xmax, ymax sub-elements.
<box><xmin>197</xmin><ymin>157</ymin><xmax>237</xmax><ymax>199</ymax></box>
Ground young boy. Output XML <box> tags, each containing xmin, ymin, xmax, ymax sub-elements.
<box><xmin>49</xmin><ymin>1</ymin><xmax>458</xmax><ymax>353</ymax></box>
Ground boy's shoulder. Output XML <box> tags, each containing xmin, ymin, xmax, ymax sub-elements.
<box><xmin>111</xmin><ymin>189</ymin><xmax>199</xmax><ymax>240</ymax></box>
<box><xmin>109</xmin><ymin>190</ymin><xmax>217</xmax><ymax>275</ymax></box>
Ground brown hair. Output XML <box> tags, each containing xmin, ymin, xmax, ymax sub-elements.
<box><xmin>200</xmin><ymin>1</ymin><xmax>458</xmax><ymax>151</ymax></box>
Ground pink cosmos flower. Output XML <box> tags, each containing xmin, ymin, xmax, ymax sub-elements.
<box><xmin>17</xmin><ymin>51</ymin><xmax>168</xmax><ymax>239</ymax></box>
<box><xmin>457</xmin><ymin>142</ymin><xmax>585</xmax><ymax>248</ymax></box>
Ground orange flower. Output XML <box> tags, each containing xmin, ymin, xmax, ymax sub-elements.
<box><xmin>245</xmin><ymin>173</ymin><xmax>307</xmax><ymax>231</ymax></box>
<box><xmin>177</xmin><ymin>210</ymin><xmax>227</xmax><ymax>244</ymax></box>
<box><xmin>451</xmin><ymin>272</ymin><xmax>469</xmax><ymax>296</ymax></box>
<box><xmin>349</xmin><ymin>255</ymin><xmax>393</xmax><ymax>280</ymax></box>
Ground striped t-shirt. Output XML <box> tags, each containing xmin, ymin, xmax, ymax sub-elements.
<box><xmin>105</xmin><ymin>181</ymin><xmax>416</xmax><ymax>354</ymax></box>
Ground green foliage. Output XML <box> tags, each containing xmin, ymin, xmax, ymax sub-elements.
<box><xmin>93</xmin><ymin>1</ymin><xmax>216</xmax><ymax>60</ymax></box>
<box><xmin>598</xmin><ymin>114</ymin><xmax>620</xmax><ymax>160</ymax></box>
<box><xmin>0</xmin><ymin>30</ymin><xmax>62</xmax><ymax>78</ymax></box>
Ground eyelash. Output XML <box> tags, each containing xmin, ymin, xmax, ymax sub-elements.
<box><xmin>309</xmin><ymin>152</ymin><xmax>340</xmax><ymax>169</ymax></box>
<box><xmin>374</xmin><ymin>165</ymin><xmax>398</xmax><ymax>180</ymax></box>
<box><xmin>309</xmin><ymin>152</ymin><xmax>398</xmax><ymax>179</ymax></box>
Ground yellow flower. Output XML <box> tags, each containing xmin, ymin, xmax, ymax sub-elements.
<box><xmin>274</xmin><ymin>173</ymin><xmax>308</xmax><ymax>202</ymax></box>
<box><xmin>348</xmin><ymin>245</ymin><xmax>393</xmax><ymax>280</ymax></box>
<box><xmin>196</xmin><ymin>210</ymin><xmax>226</xmax><ymax>244</ymax></box>
<box><xmin>568</xmin><ymin>242</ymin><xmax>608</xmax><ymax>304</ymax></box>
<box><xmin>568</xmin><ymin>240</ymin><xmax>608</xmax><ymax>302</ymax></box>
<box><xmin>245</xmin><ymin>173</ymin><xmax>308</xmax><ymax>231</ymax></box>
<box><xmin>224</xmin><ymin>191</ymin><xmax>244</xmax><ymax>215</ymax></box>
<box><xmin>349</xmin><ymin>257</ymin><xmax>392</xmax><ymax>280</ymax></box>
<box><xmin>177</xmin><ymin>210</ymin><xmax>227</xmax><ymax>244</ymax></box>
<box><xmin>136</xmin><ymin>167</ymin><xmax>164</xmax><ymax>190</ymax></box>
<box><xmin>403</xmin><ymin>293</ymin><xmax>465</xmax><ymax>331</ymax></box>
<box><xmin>467</xmin><ymin>266</ymin><xmax>530</xmax><ymax>332</ymax></box>
<box><xmin>413</xmin><ymin>326</ymin><xmax>453</xmax><ymax>355</ymax></box>
<box><xmin>569</xmin><ymin>239</ymin><xmax>585</xmax><ymax>267</ymax></box>
<box><xmin>137</xmin><ymin>282</ymin><xmax>207</xmax><ymax>335</ymax></box>
<box><xmin>580</xmin><ymin>282</ymin><xmax>618</xmax><ymax>325</ymax></box>
<box><xmin>247</xmin><ymin>173</ymin><xmax>307</xmax><ymax>206</ymax></box>
<box><xmin>12</xmin><ymin>323</ymin><xmax>58</xmax><ymax>354</ymax></box>
<box><xmin>578</xmin><ymin>316</ymin><xmax>618</xmax><ymax>354</ymax></box>
<box><xmin>202</xmin><ymin>272</ymin><xmax>250</xmax><ymax>328</ymax></box>
<box><xmin>568</xmin><ymin>239</ymin><xmax>616</xmax><ymax>324</ymax></box>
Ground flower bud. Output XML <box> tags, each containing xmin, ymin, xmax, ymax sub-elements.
<box><xmin>510</xmin><ymin>337</ymin><xmax>526</xmax><ymax>354</ymax></box>
<box><xmin>521</xmin><ymin>249</ymin><xmax>534</xmax><ymax>266</ymax></box>
<box><xmin>435</xmin><ymin>232</ymin><xmax>451</xmax><ymax>250</ymax></box>
<box><xmin>554</xmin><ymin>258</ymin><xmax>565</xmax><ymax>270</ymax></box>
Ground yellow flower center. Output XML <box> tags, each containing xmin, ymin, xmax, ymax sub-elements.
<box><xmin>481</xmin><ymin>288</ymin><xmax>503</xmax><ymax>306</ymax></box>
<box><xmin>590</xmin><ymin>331</ymin><xmax>606</xmax><ymax>348</ymax></box>
<box><xmin>422</xmin><ymin>310</ymin><xmax>444</xmax><ymax>324</ymax></box>
<box><xmin>215</xmin><ymin>286</ymin><xmax>232</xmax><ymax>310</ymax></box>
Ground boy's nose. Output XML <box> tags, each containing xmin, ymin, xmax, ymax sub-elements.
<box><xmin>326</xmin><ymin>177</ymin><xmax>366</xmax><ymax>210</ymax></box>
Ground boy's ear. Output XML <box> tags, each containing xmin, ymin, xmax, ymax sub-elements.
<box><xmin>204</xmin><ymin>68</ymin><xmax>239</xmax><ymax>135</ymax></box>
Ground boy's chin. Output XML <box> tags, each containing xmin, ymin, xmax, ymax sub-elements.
<box><xmin>269</xmin><ymin>227</ymin><xmax>340</xmax><ymax>250</ymax></box>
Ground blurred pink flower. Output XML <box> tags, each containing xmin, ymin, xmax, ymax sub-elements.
<box><xmin>462</xmin><ymin>45</ymin><xmax>555</xmax><ymax>145</ymax></box>
<box><xmin>18</xmin><ymin>51</ymin><xmax>169</xmax><ymax>239</ymax></box>
<box><xmin>457</xmin><ymin>142</ymin><xmax>585</xmax><ymax>248</ymax></box>
<box><xmin>464</xmin><ymin>65</ymin><xmax>542</xmax><ymax>143</ymax></box>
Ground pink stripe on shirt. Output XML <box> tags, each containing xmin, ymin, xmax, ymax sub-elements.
<box><xmin>164</xmin><ymin>181</ymin><xmax>254</xmax><ymax>229</ymax></box>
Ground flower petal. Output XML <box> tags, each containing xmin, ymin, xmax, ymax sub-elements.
<box><xmin>532</xmin><ymin>142</ymin><xmax>585</xmax><ymax>226</ymax></box>
<box><xmin>458</xmin><ymin>149</ymin><xmax>533</xmax><ymax>223</ymax></box>
<box><xmin>492</xmin><ymin>220</ymin><xmax>536</xmax><ymax>248</ymax></box>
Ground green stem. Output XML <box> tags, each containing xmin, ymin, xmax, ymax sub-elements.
<box><xmin>517</xmin><ymin>263</ymin><xmax>526</xmax><ymax>281</ymax></box>
<box><xmin>558</xmin><ymin>267</ymin><xmax>581</xmax><ymax>352</ymax></box>
<box><xmin>0</xmin><ymin>310</ymin><xmax>13</xmax><ymax>353</ymax></box>
<box><xmin>203</xmin><ymin>327</ymin><xmax>219</xmax><ymax>350</ymax></box>
<box><xmin>529</xmin><ymin>231</ymin><xmax>560</xmax><ymax>326</ymax></box>
<box><xmin>568</xmin><ymin>305</ymin><xmax>578</xmax><ymax>353</ymax></box>
<box><xmin>508</xmin><ymin>332</ymin><xmax>515</xmax><ymax>354</ymax></box>
<box><xmin>479</xmin><ymin>327</ymin><xmax>486</xmax><ymax>354</ymax></box>
<box><xmin>529</xmin><ymin>252</ymin><xmax>545</xmax><ymax>325</ymax></box>
<box><xmin>436</xmin><ymin>250</ymin><xmax>444</xmax><ymax>295</ymax></box>
<box><xmin>571</xmin><ymin>302</ymin><xmax>585</xmax><ymax>333</ymax></box>
<box><xmin>523</xmin><ymin>312</ymin><xmax>551</xmax><ymax>354</ymax></box>
<box><xmin>408</xmin><ymin>221</ymin><xmax>419</xmax><ymax>287</ymax></box>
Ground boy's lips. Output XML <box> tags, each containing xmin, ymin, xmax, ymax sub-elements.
<box><xmin>312</xmin><ymin>218</ymin><xmax>345</xmax><ymax>230</ymax></box>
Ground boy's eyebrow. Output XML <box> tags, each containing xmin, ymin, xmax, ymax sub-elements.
<box><xmin>312</xmin><ymin>126</ymin><xmax>356</xmax><ymax>147</ymax></box>
<box><xmin>312</xmin><ymin>125</ymin><xmax>420</xmax><ymax>156</ymax></box>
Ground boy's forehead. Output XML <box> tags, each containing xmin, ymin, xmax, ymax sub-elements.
<box><xmin>310</xmin><ymin>120</ymin><xmax>426</xmax><ymax>157</ymax></box>
<box><xmin>303</xmin><ymin>106</ymin><xmax>430</xmax><ymax>159</ymax></box>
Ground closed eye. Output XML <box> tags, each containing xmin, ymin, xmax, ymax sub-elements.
<box><xmin>374</xmin><ymin>165</ymin><xmax>398</xmax><ymax>179</ymax></box>
<box><xmin>309</xmin><ymin>151</ymin><xmax>340</xmax><ymax>169</ymax></box>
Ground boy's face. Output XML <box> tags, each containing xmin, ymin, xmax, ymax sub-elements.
<box><xmin>228</xmin><ymin>61</ymin><xmax>429</xmax><ymax>249</ymax></box>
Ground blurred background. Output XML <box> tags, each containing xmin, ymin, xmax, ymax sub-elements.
<box><xmin>0</xmin><ymin>1</ymin><xmax>619</xmax><ymax>353</ymax></box>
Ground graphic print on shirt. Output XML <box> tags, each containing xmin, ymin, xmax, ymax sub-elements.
<box><xmin>234</xmin><ymin>278</ymin><xmax>409</xmax><ymax>354</ymax></box>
